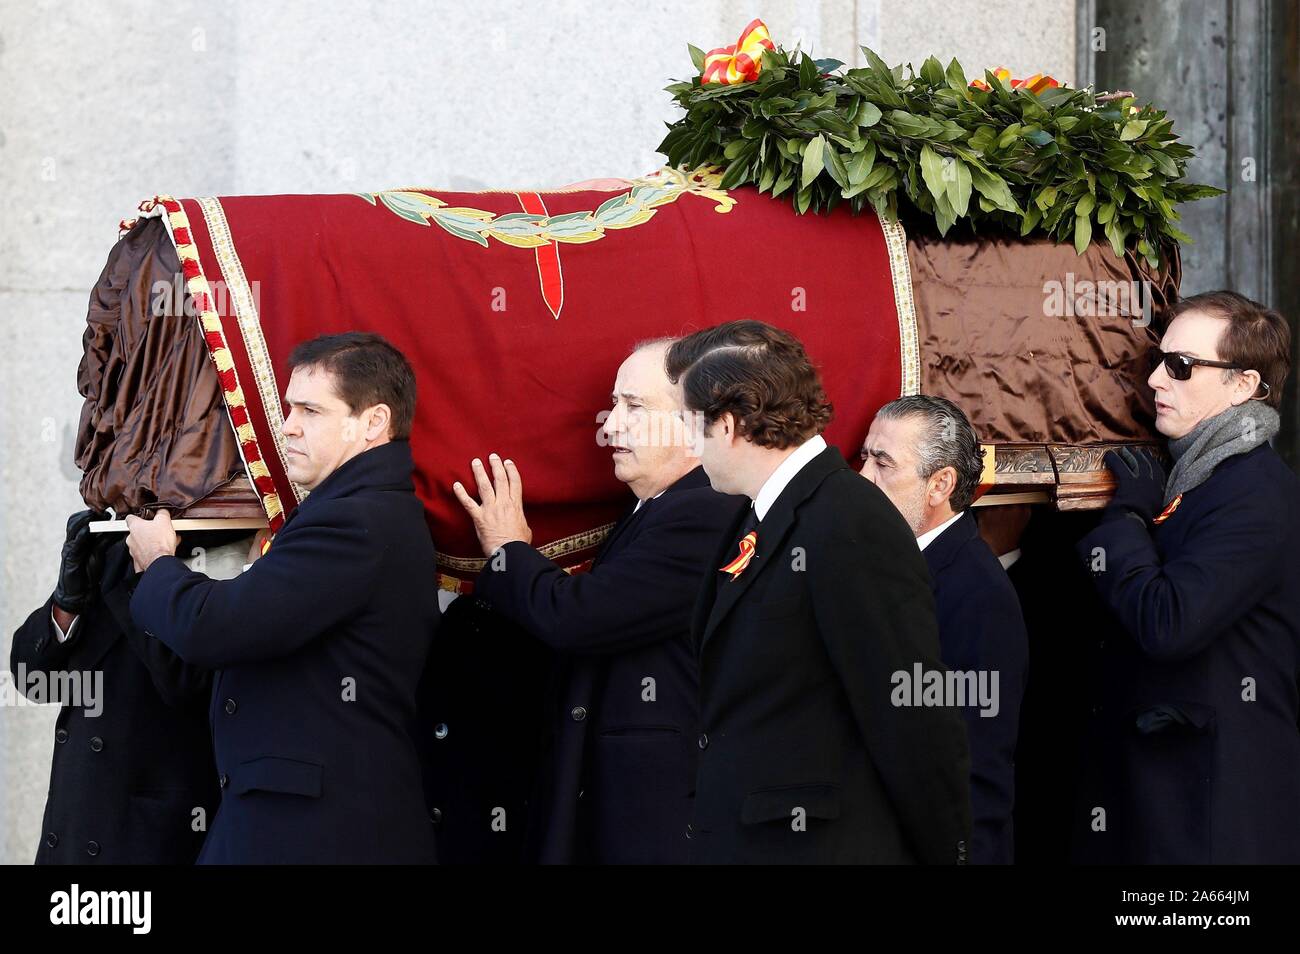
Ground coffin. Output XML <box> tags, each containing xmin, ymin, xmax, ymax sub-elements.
<box><xmin>75</xmin><ymin>166</ymin><xmax>1177</xmax><ymax>590</ymax></box>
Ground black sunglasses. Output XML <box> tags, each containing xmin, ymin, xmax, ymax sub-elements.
<box><xmin>1151</xmin><ymin>349</ymin><xmax>1240</xmax><ymax>380</ymax></box>
<box><xmin>1150</xmin><ymin>349</ymin><xmax>1271</xmax><ymax>396</ymax></box>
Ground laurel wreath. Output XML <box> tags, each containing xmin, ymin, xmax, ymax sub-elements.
<box><xmin>356</xmin><ymin>166</ymin><xmax>735</xmax><ymax>246</ymax></box>
<box><xmin>659</xmin><ymin>45</ymin><xmax>1224</xmax><ymax>267</ymax></box>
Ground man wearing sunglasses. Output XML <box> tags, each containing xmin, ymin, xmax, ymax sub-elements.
<box><xmin>1075</xmin><ymin>290</ymin><xmax>1300</xmax><ymax>864</ymax></box>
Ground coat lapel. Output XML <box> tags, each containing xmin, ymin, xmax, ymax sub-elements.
<box><xmin>592</xmin><ymin>502</ymin><xmax>645</xmax><ymax>566</ymax></box>
<box><xmin>689</xmin><ymin>504</ymin><xmax>743</xmax><ymax>652</ymax></box>
<box><xmin>700</xmin><ymin>447</ymin><xmax>848</xmax><ymax>651</ymax></box>
<box><xmin>594</xmin><ymin>466</ymin><xmax>712</xmax><ymax>566</ymax></box>
<box><xmin>920</xmin><ymin>511</ymin><xmax>977</xmax><ymax>580</ymax></box>
<box><xmin>701</xmin><ymin>504</ymin><xmax>795</xmax><ymax>647</ymax></box>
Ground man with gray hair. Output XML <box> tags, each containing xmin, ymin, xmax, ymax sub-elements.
<box><xmin>861</xmin><ymin>395</ymin><xmax>1028</xmax><ymax>864</ymax></box>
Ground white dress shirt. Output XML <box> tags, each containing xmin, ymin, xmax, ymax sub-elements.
<box><xmin>632</xmin><ymin>489</ymin><xmax>666</xmax><ymax>514</ymax></box>
<box><xmin>916</xmin><ymin>511</ymin><xmax>963</xmax><ymax>551</ymax></box>
<box><xmin>50</xmin><ymin>611</ymin><xmax>79</xmax><ymax>643</ymax></box>
<box><xmin>753</xmin><ymin>434</ymin><xmax>828</xmax><ymax>520</ymax></box>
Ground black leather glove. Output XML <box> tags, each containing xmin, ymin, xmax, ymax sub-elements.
<box><xmin>52</xmin><ymin>509</ymin><xmax>108</xmax><ymax>613</ymax></box>
<box><xmin>1104</xmin><ymin>447</ymin><xmax>1167</xmax><ymax>525</ymax></box>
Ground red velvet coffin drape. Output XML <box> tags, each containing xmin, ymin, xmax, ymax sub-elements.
<box><xmin>115</xmin><ymin>169</ymin><xmax>913</xmax><ymax>587</ymax></box>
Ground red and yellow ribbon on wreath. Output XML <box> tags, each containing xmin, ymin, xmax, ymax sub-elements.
<box><xmin>970</xmin><ymin>67</ymin><xmax>1061</xmax><ymax>94</ymax></box>
<box><xmin>702</xmin><ymin>19</ymin><xmax>775</xmax><ymax>85</ymax></box>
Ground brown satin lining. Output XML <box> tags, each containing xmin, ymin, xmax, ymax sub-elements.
<box><xmin>908</xmin><ymin>229</ymin><xmax>1180</xmax><ymax>444</ymax></box>
<box><xmin>75</xmin><ymin>217</ymin><xmax>244</xmax><ymax>515</ymax></box>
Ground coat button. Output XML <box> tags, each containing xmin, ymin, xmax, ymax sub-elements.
<box><xmin>224</xmin><ymin>698</ymin><xmax>237</xmax><ymax>715</ymax></box>
<box><xmin>219</xmin><ymin>774</ymin><xmax>229</xmax><ymax>789</ymax></box>
<box><xmin>434</xmin><ymin>723</ymin><xmax>449</xmax><ymax>740</ymax></box>
<box><xmin>430</xmin><ymin>807</ymin><xmax>443</xmax><ymax>826</ymax></box>
<box><xmin>89</xmin><ymin>736</ymin><xmax>104</xmax><ymax>752</ymax></box>
<box><xmin>86</xmin><ymin>841</ymin><xmax>100</xmax><ymax>857</ymax></box>
<box><xmin>45</xmin><ymin>832</ymin><xmax>58</xmax><ymax>849</ymax></box>
<box><xmin>55</xmin><ymin>729</ymin><xmax>68</xmax><ymax>744</ymax></box>
<box><xmin>698</xmin><ymin>733</ymin><xmax>709</xmax><ymax>750</ymax></box>
<box><xmin>570</xmin><ymin>706</ymin><xmax>587</xmax><ymax>722</ymax></box>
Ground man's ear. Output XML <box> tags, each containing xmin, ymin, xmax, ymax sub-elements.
<box><xmin>1231</xmin><ymin>369</ymin><xmax>1264</xmax><ymax>405</ymax></box>
<box><xmin>928</xmin><ymin>466</ymin><xmax>957</xmax><ymax>506</ymax></box>
<box><xmin>364</xmin><ymin>403</ymin><xmax>393</xmax><ymax>441</ymax></box>
<box><xmin>719</xmin><ymin>412</ymin><xmax>738</xmax><ymax>445</ymax></box>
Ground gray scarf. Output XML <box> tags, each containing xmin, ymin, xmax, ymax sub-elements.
<box><xmin>1164</xmin><ymin>401</ymin><xmax>1279</xmax><ymax>505</ymax></box>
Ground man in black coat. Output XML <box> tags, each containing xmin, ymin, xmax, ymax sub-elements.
<box><xmin>667</xmin><ymin>321</ymin><xmax>971</xmax><ymax>865</ymax></box>
<box><xmin>9</xmin><ymin>510</ymin><xmax>218</xmax><ymax>864</ymax></box>
<box><xmin>126</xmin><ymin>333</ymin><xmax>438</xmax><ymax>864</ymax></box>
<box><xmin>1075</xmin><ymin>291</ymin><xmax>1300</xmax><ymax>863</ymax></box>
<box><xmin>860</xmin><ymin>396</ymin><xmax>1028</xmax><ymax>864</ymax></box>
<box><xmin>452</xmin><ymin>339</ymin><xmax>748</xmax><ymax>863</ymax></box>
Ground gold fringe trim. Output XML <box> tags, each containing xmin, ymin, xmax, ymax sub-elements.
<box><xmin>878</xmin><ymin>215</ymin><xmax>921</xmax><ymax>396</ymax></box>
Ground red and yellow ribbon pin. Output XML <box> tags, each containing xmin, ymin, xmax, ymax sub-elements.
<box><xmin>720</xmin><ymin>529</ymin><xmax>759</xmax><ymax>580</ymax></box>
<box><xmin>1152</xmin><ymin>493</ymin><xmax>1182</xmax><ymax>525</ymax></box>
<box><xmin>702</xmin><ymin>19</ymin><xmax>774</xmax><ymax>85</ymax></box>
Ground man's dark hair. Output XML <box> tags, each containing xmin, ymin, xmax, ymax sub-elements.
<box><xmin>875</xmin><ymin>395</ymin><xmax>984</xmax><ymax>512</ymax></box>
<box><xmin>1169</xmin><ymin>290</ymin><xmax>1291</xmax><ymax>409</ymax></box>
<box><xmin>665</xmin><ymin>320</ymin><xmax>832</xmax><ymax>449</ymax></box>
<box><xmin>287</xmin><ymin>332</ymin><xmax>417</xmax><ymax>440</ymax></box>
